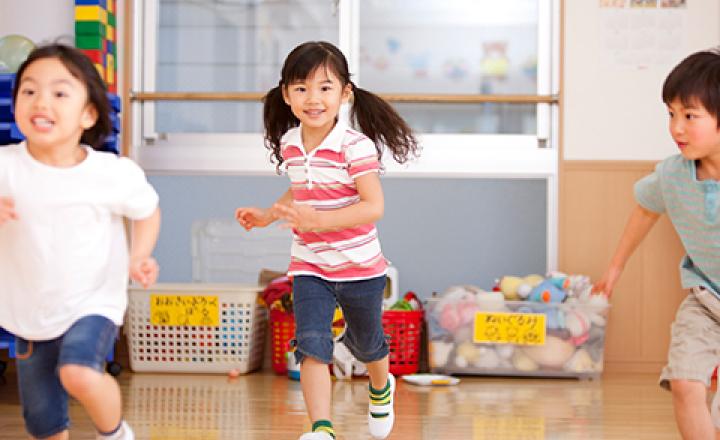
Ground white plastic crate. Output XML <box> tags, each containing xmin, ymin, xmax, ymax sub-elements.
<box><xmin>126</xmin><ymin>283</ymin><xmax>267</xmax><ymax>374</ymax></box>
<box><xmin>192</xmin><ymin>218</ymin><xmax>291</xmax><ymax>283</ymax></box>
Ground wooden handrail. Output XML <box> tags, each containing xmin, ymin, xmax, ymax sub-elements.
<box><xmin>130</xmin><ymin>92</ymin><xmax>558</xmax><ymax>104</ymax></box>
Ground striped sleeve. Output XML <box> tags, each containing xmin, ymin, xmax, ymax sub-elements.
<box><xmin>634</xmin><ymin>162</ymin><xmax>666</xmax><ymax>214</ymax></box>
<box><xmin>345</xmin><ymin>137</ymin><xmax>380</xmax><ymax>179</ymax></box>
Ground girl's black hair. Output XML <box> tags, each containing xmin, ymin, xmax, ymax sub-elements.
<box><xmin>263</xmin><ymin>41</ymin><xmax>419</xmax><ymax>169</ymax></box>
<box><xmin>12</xmin><ymin>44</ymin><xmax>112</xmax><ymax>150</ymax></box>
<box><xmin>662</xmin><ymin>48</ymin><xmax>720</xmax><ymax>127</ymax></box>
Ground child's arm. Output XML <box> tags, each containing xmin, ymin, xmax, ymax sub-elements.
<box><xmin>129</xmin><ymin>207</ymin><xmax>161</xmax><ymax>288</ymax></box>
<box><xmin>594</xmin><ymin>204</ymin><xmax>661</xmax><ymax>296</ymax></box>
<box><xmin>272</xmin><ymin>173</ymin><xmax>383</xmax><ymax>232</ymax></box>
<box><xmin>235</xmin><ymin>189</ymin><xmax>293</xmax><ymax>231</ymax></box>
<box><xmin>0</xmin><ymin>196</ymin><xmax>17</xmax><ymax>225</ymax></box>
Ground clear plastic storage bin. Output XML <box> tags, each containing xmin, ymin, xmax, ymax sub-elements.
<box><xmin>191</xmin><ymin>219</ymin><xmax>291</xmax><ymax>284</ymax></box>
<box><xmin>426</xmin><ymin>298</ymin><xmax>609</xmax><ymax>379</ymax></box>
<box><xmin>126</xmin><ymin>283</ymin><xmax>267</xmax><ymax>374</ymax></box>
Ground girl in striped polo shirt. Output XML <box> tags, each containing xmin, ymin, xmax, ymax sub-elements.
<box><xmin>236</xmin><ymin>41</ymin><xmax>419</xmax><ymax>440</ymax></box>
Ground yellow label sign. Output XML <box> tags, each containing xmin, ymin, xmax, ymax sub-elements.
<box><xmin>150</xmin><ymin>294</ymin><xmax>220</xmax><ymax>326</ymax></box>
<box><xmin>473</xmin><ymin>311</ymin><xmax>546</xmax><ymax>345</ymax></box>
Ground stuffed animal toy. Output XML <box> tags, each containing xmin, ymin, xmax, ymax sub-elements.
<box><xmin>474</xmin><ymin>346</ymin><xmax>501</xmax><ymax>369</ymax></box>
<box><xmin>522</xmin><ymin>336</ymin><xmax>576</xmax><ymax>368</ymax></box>
<box><xmin>565</xmin><ymin>308</ymin><xmax>591</xmax><ymax>346</ymax></box>
<box><xmin>499</xmin><ymin>276</ymin><xmax>523</xmax><ymax>300</ymax></box>
<box><xmin>518</xmin><ymin>274</ymin><xmax>545</xmax><ymax>299</ymax></box>
<box><xmin>437</xmin><ymin>285</ymin><xmax>483</xmax><ymax>333</ymax></box>
<box><xmin>454</xmin><ymin>341</ymin><xmax>480</xmax><ymax>368</ymax></box>
<box><xmin>512</xmin><ymin>349</ymin><xmax>539</xmax><ymax>372</ymax></box>
<box><xmin>564</xmin><ymin>348</ymin><xmax>597</xmax><ymax>373</ymax></box>
<box><xmin>429</xmin><ymin>340</ymin><xmax>454</xmax><ymax>368</ymax></box>
<box><xmin>528</xmin><ymin>280</ymin><xmax>567</xmax><ymax>303</ymax></box>
<box><xmin>499</xmin><ymin>274</ymin><xmax>544</xmax><ymax>300</ymax></box>
<box><xmin>547</xmin><ymin>271</ymin><xmax>593</xmax><ymax>299</ymax></box>
<box><xmin>476</xmin><ymin>291</ymin><xmax>506</xmax><ymax>311</ymax></box>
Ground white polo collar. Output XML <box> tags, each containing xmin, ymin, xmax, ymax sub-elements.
<box><xmin>283</xmin><ymin>119</ymin><xmax>349</xmax><ymax>153</ymax></box>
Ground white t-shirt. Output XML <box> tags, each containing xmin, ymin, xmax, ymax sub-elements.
<box><xmin>0</xmin><ymin>142</ymin><xmax>159</xmax><ymax>340</ymax></box>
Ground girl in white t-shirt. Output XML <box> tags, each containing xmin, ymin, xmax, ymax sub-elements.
<box><xmin>0</xmin><ymin>44</ymin><xmax>160</xmax><ymax>440</ymax></box>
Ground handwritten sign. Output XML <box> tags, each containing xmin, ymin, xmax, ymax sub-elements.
<box><xmin>473</xmin><ymin>311</ymin><xmax>546</xmax><ymax>345</ymax></box>
<box><xmin>150</xmin><ymin>294</ymin><xmax>220</xmax><ymax>327</ymax></box>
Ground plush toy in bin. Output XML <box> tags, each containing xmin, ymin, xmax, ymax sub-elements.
<box><xmin>527</xmin><ymin>280</ymin><xmax>566</xmax><ymax>303</ymax></box>
<box><xmin>497</xmin><ymin>274</ymin><xmax>544</xmax><ymax>300</ymax></box>
<box><xmin>429</xmin><ymin>272</ymin><xmax>610</xmax><ymax>377</ymax></box>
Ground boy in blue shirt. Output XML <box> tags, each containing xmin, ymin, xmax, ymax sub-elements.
<box><xmin>595</xmin><ymin>48</ymin><xmax>720</xmax><ymax>438</ymax></box>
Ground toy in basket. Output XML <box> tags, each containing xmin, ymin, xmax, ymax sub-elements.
<box><xmin>427</xmin><ymin>273</ymin><xmax>610</xmax><ymax>379</ymax></box>
<box><xmin>126</xmin><ymin>283</ymin><xmax>267</xmax><ymax>374</ymax></box>
<box><xmin>382</xmin><ymin>292</ymin><xmax>424</xmax><ymax>376</ymax></box>
<box><xmin>266</xmin><ymin>281</ymin><xmax>424</xmax><ymax>377</ymax></box>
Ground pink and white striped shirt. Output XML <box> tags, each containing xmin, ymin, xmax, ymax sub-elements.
<box><xmin>281</xmin><ymin>120</ymin><xmax>388</xmax><ymax>281</ymax></box>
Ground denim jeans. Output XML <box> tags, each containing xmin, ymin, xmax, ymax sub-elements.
<box><xmin>15</xmin><ymin>314</ymin><xmax>118</xmax><ymax>438</ymax></box>
<box><xmin>292</xmin><ymin>275</ymin><xmax>388</xmax><ymax>365</ymax></box>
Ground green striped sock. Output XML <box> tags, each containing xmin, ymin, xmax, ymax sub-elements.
<box><xmin>369</xmin><ymin>379</ymin><xmax>392</xmax><ymax>417</ymax></box>
<box><xmin>312</xmin><ymin>420</ymin><xmax>335</xmax><ymax>439</ymax></box>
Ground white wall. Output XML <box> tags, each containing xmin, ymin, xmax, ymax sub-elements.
<box><xmin>0</xmin><ymin>0</ymin><xmax>74</xmax><ymax>45</ymax></box>
<box><xmin>564</xmin><ymin>0</ymin><xmax>720</xmax><ymax>161</ymax></box>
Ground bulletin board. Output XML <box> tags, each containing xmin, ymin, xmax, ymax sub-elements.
<box><xmin>563</xmin><ymin>0</ymin><xmax>720</xmax><ymax>161</ymax></box>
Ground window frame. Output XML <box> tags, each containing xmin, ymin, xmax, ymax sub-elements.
<box><xmin>129</xmin><ymin>0</ymin><xmax>561</xmax><ymax>267</ymax></box>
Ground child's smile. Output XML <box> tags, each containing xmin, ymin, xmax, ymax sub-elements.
<box><xmin>14</xmin><ymin>57</ymin><xmax>97</xmax><ymax>164</ymax></box>
<box><xmin>282</xmin><ymin>66</ymin><xmax>351</xmax><ymax>150</ymax></box>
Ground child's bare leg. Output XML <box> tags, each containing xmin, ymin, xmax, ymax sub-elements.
<box><xmin>365</xmin><ymin>356</ymin><xmax>389</xmax><ymax>389</ymax></box>
<box><xmin>300</xmin><ymin>357</ymin><xmax>332</xmax><ymax>422</ymax></box>
<box><xmin>671</xmin><ymin>379</ymin><xmax>714</xmax><ymax>439</ymax></box>
<box><xmin>59</xmin><ymin>365</ymin><xmax>122</xmax><ymax>432</ymax></box>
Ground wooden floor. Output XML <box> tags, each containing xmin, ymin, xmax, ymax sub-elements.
<box><xmin>0</xmin><ymin>366</ymin><xmax>683</xmax><ymax>439</ymax></box>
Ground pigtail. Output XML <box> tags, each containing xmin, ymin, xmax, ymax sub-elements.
<box><xmin>350</xmin><ymin>87</ymin><xmax>419</xmax><ymax>164</ymax></box>
<box><xmin>263</xmin><ymin>85</ymin><xmax>299</xmax><ymax>170</ymax></box>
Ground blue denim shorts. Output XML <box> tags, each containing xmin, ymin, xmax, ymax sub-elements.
<box><xmin>15</xmin><ymin>314</ymin><xmax>118</xmax><ymax>439</ymax></box>
<box><xmin>292</xmin><ymin>275</ymin><xmax>389</xmax><ymax>365</ymax></box>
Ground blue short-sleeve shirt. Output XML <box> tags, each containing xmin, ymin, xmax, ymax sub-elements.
<box><xmin>635</xmin><ymin>155</ymin><xmax>720</xmax><ymax>295</ymax></box>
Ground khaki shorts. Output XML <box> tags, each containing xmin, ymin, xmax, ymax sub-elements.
<box><xmin>659</xmin><ymin>286</ymin><xmax>720</xmax><ymax>390</ymax></box>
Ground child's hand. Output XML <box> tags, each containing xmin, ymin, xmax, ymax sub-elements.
<box><xmin>235</xmin><ymin>207</ymin><xmax>274</xmax><ymax>230</ymax></box>
<box><xmin>592</xmin><ymin>267</ymin><xmax>622</xmax><ymax>298</ymax></box>
<box><xmin>0</xmin><ymin>196</ymin><xmax>18</xmax><ymax>225</ymax></box>
<box><xmin>130</xmin><ymin>256</ymin><xmax>159</xmax><ymax>289</ymax></box>
<box><xmin>272</xmin><ymin>202</ymin><xmax>320</xmax><ymax>232</ymax></box>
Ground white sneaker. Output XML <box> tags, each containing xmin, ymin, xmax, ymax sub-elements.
<box><xmin>96</xmin><ymin>421</ymin><xmax>134</xmax><ymax>440</ymax></box>
<box><xmin>368</xmin><ymin>373</ymin><xmax>395</xmax><ymax>439</ymax></box>
<box><xmin>298</xmin><ymin>432</ymin><xmax>334</xmax><ymax>440</ymax></box>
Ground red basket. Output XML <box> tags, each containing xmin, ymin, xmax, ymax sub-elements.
<box><xmin>269</xmin><ymin>309</ymin><xmax>296</xmax><ymax>374</ymax></box>
<box><xmin>269</xmin><ymin>308</ymin><xmax>425</xmax><ymax>376</ymax></box>
<box><xmin>382</xmin><ymin>310</ymin><xmax>424</xmax><ymax>376</ymax></box>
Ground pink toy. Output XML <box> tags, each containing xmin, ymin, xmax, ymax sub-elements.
<box><xmin>565</xmin><ymin>309</ymin><xmax>591</xmax><ymax>346</ymax></box>
<box><xmin>437</xmin><ymin>285</ymin><xmax>483</xmax><ymax>333</ymax></box>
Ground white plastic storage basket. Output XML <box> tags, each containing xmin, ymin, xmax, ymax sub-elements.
<box><xmin>126</xmin><ymin>283</ymin><xmax>267</xmax><ymax>374</ymax></box>
<box><xmin>191</xmin><ymin>218</ymin><xmax>291</xmax><ymax>283</ymax></box>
